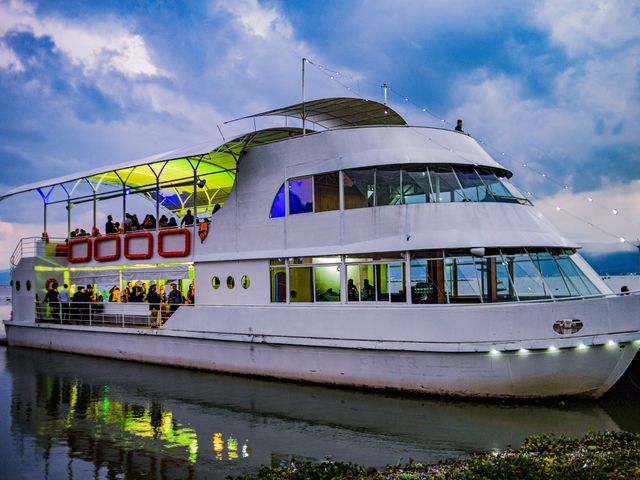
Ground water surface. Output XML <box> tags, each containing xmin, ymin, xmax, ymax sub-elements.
<box><xmin>1</xmin><ymin>344</ymin><xmax>639</xmax><ymax>479</ymax></box>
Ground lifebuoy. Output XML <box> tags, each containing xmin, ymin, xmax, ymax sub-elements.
<box><xmin>45</xmin><ymin>277</ymin><xmax>58</xmax><ymax>290</ymax></box>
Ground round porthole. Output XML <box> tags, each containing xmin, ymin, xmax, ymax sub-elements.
<box><xmin>26</xmin><ymin>280</ymin><xmax>31</xmax><ymax>291</ymax></box>
<box><xmin>211</xmin><ymin>276</ymin><xmax>220</xmax><ymax>290</ymax></box>
<box><xmin>15</xmin><ymin>280</ymin><xmax>20</xmax><ymax>292</ymax></box>
<box><xmin>226</xmin><ymin>276</ymin><xmax>235</xmax><ymax>289</ymax></box>
<box><xmin>241</xmin><ymin>275</ymin><xmax>250</xmax><ymax>289</ymax></box>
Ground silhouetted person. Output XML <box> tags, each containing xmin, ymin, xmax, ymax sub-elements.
<box><xmin>455</xmin><ymin>119</ymin><xmax>464</xmax><ymax>132</ymax></box>
<box><xmin>181</xmin><ymin>209</ymin><xmax>194</xmax><ymax>226</ymax></box>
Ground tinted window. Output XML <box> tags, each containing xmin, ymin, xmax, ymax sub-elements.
<box><xmin>289</xmin><ymin>177</ymin><xmax>313</xmax><ymax>214</ymax></box>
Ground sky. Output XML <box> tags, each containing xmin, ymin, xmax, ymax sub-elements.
<box><xmin>0</xmin><ymin>0</ymin><xmax>639</xmax><ymax>270</ymax></box>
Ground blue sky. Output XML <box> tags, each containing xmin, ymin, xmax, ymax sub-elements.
<box><xmin>0</xmin><ymin>0</ymin><xmax>639</xmax><ymax>268</ymax></box>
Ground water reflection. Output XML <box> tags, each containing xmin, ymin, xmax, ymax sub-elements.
<box><xmin>1</xmin><ymin>346</ymin><xmax>639</xmax><ymax>479</ymax></box>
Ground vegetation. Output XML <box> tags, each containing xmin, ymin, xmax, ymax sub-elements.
<box><xmin>234</xmin><ymin>431</ymin><xmax>640</xmax><ymax>480</ymax></box>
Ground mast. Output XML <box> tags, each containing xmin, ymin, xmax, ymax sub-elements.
<box><xmin>302</xmin><ymin>57</ymin><xmax>306</xmax><ymax>136</ymax></box>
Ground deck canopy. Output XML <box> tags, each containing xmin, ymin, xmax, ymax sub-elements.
<box><xmin>227</xmin><ymin>97</ymin><xmax>407</xmax><ymax>129</ymax></box>
<box><xmin>0</xmin><ymin>127</ymin><xmax>304</xmax><ymax>218</ymax></box>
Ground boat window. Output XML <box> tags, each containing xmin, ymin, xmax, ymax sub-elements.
<box><xmin>270</xmin><ymin>266</ymin><xmax>286</xmax><ymax>302</ymax></box>
<box><xmin>444</xmin><ymin>255</ymin><xmax>483</xmax><ymax>302</ymax></box>
<box><xmin>270</xmin><ymin>183</ymin><xmax>285</xmax><ymax>218</ymax></box>
<box><xmin>15</xmin><ymin>280</ymin><xmax>20</xmax><ymax>292</ymax></box>
<box><xmin>427</xmin><ymin>165</ymin><xmax>467</xmax><ymax>202</ymax></box>
<box><xmin>411</xmin><ymin>252</ymin><xmax>446</xmax><ymax>304</ymax></box>
<box><xmin>346</xmin><ymin>261</ymin><xmax>405</xmax><ymax>302</ymax></box>
<box><xmin>211</xmin><ymin>276</ymin><xmax>220</xmax><ymax>290</ymax></box>
<box><xmin>476</xmin><ymin>168</ymin><xmax>515</xmax><ymax>202</ymax></box>
<box><xmin>553</xmin><ymin>253</ymin><xmax>600</xmax><ymax>296</ymax></box>
<box><xmin>290</xmin><ymin>267</ymin><xmax>313</xmax><ymax>302</ymax></box>
<box><xmin>375</xmin><ymin>166</ymin><xmax>402</xmax><ymax>206</ymax></box>
<box><xmin>504</xmin><ymin>252</ymin><xmax>551</xmax><ymax>300</ymax></box>
<box><xmin>454</xmin><ymin>166</ymin><xmax>494</xmax><ymax>202</ymax></box>
<box><xmin>241</xmin><ymin>275</ymin><xmax>250</xmax><ymax>289</ymax></box>
<box><xmin>529</xmin><ymin>251</ymin><xmax>577</xmax><ymax>298</ymax></box>
<box><xmin>289</xmin><ymin>177</ymin><xmax>313</xmax><ymax>214</ymax></box>
<box><xmin>492</xmin><ymin>254</ymin><xmax>519</xmax><ymax>302</ymax></box>
<box><xmin>26</xmin><ymin>280</ymin><xmax>31</xmax><ymax>291</ymax></box>
<box><xmin>314</xmin><ymin>265</ymin><xmax>341</xmax><ymax>302</ymax></box>
<box><xmin>402</xmin><ymin>165</ymin><xmax>432</xmax><ymax>204</ymax></box>
<box><xmin>270</xmin><ymin>258</ymin><xmax>286</xmax><ymax>265</ymax></box>
<box><xmin>226</xmin><ymin>276</ymin><xmax>235</xmax><ymax>289</ymax></box>
<box><xmin>314</xmin><ymin>172</ymin><xmax>340</xmax><ymax>212</ymax></box>
<box><xmin>343</xmin><ymin>169</ymin><xmax>375</xmax><ymax>209</ymax></box>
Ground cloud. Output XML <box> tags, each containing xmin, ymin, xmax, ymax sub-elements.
<box><xmin>534</xmin><ymin>179</ymin><xmax>640</xmax><ymax>249</ymax></box>
<box><xmin>0</xmin><ymin>0</ymin><xmax>164</xmax><ymax>77</ymax></box>
<box><xmin>534</xmin><ymin>0</ymin><xmax>640</xmax><ymax>57</ymax></box>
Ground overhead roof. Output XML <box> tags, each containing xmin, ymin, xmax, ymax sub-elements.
<box><xmin>0</xmin><ymin>97</ymin><xmax>408</xmax><ymax>213</ymax></box>
<box><xmin>227</xmin><ymin>97</ymin><xmax>407</xmax><ymax>129</ymax></box>
<box><xmin>0</xmin><ymin>127</ymin><xmax>306</xmax><ymax>215</ymax></box>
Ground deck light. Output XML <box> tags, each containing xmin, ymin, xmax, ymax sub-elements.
<box><xmin>548</xmin><ymin>346</ymin><xmax>558</xmax><ymax>352</ymax></box>
<box><xmin>607</xmin><ymin>340</ymin><xmax>617</xmax><ymax>347</ymax></box>
<box><xmin>612</xmin><ymin>209</ymin><xmax>618</xmax><ymax>215</ymax></box>
<box><xmin>587</xmin><ymin>197</ymin><xmax>593</xmax><ymax>202</ymax></box>
<box><xmin>518</xmin><ymin>348</ymin><xmax>529</xmax><ymax>355</ymax></box>
<box><xmin>577</xmin><ymin>343</ymin><xmax>588</xmax><ymax>350</ymax></box>
<box><xmin>490</xmin><ymin>349</ymin><xmax>500</xmax><ymax>355</ymax></box>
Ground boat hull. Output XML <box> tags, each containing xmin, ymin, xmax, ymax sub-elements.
<box><xmin>5</xmin><ymin>320</ymin><xmax>638</xmax><ymax>399</ymax></box>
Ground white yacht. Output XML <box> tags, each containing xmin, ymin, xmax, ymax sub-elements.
<box><xmin>3</xmin><ymin>97</ymin><xmax>639</xmax><ymax>398</ymax></box>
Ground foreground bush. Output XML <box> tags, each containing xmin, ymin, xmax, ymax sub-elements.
<box><xmin>235</xmin><ymin>431</ymin><xmax>640</xmax><ymax>479</ymax></box>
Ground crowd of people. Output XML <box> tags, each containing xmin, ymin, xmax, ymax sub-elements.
<box><xmin>68</xmin><ymin>208</ymin><xmax>201</xmax><ymax>239</ymax></box>
<box><xmin>41</xmin><ymin>280</ymin><xmax>195</xmax><ymax>324</ymax></box>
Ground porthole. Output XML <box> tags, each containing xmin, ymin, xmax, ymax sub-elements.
<box><xmin>211</xmin><ymin>276</ymin><xmax>220</xmax><ymax>290</ymax></box>
<box><xmin>241</xmin><ymin>275</ymin><xmax>251</xmax><ymax>289</ymax></box>
<box><xmin>226</xmin><ymin>276</ymin><xmax>235</xmax><ymax>289</ymax></box>
<box><xmin>15</xmin><ymin>280</ymin><xmax>20</xmax><ymax>292</ymax></box>
<box><xmin>10</xmin><ymin>280</ymin><xmax>13</xmax><ymax>287</ymax></box>
<box><xmin>26</xmin><ymin>280</ymin><xmax>31</xmax><ymax>291</ymax></box>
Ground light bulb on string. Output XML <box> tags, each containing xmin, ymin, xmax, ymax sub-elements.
<box><xmin>612</xmin><ymin>209</ymin><xmax>618</xmax><ymax>215</ymax></box>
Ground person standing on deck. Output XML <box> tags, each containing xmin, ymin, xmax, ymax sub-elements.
<box><xmin>168</xmin><ymin>283</ymin><xmax>183</xmax><ymax>315</ymax></box>
<box><xmin>44</xmin><ymin>282</ymin><xmax>60</xmax><ymax>321</ymax></box>
<box><xmin>147</xmin><ymin>284</ymin><xmax>161</xmax><ymax>326</ymax></box>
<box><xmin>105</xmin><ymin>215</ymin><xmax>118</xmax><ymax>234</ymax></box>
<box><xmin>58</xmin><ymin>284</ymin><xmax>70</xmax><ymax>321</ymax></box>
<box><xmin>181</xmin><ymin>209</ymin><xmax>194</xmax><ymax>226</ymax></box>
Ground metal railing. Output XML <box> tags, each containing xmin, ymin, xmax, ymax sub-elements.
<box><xmin>35</xmin><ymin>301</ymin><xmax>192</xmax><ymax>329</ymax></box>
<box><xmin>10</xmin><ymin>237</ymin><xmax>68</xmax><ymax>271</ymax></box>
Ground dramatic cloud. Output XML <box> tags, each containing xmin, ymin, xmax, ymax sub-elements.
<box><xmin>0</xmin><ymin>0</ymin><xmax>638</xmax><ymax>269</ymax></box>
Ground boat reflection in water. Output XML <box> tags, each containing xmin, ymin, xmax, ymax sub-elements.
<box><xmin>3</xmin><ymin>346</ymin><xmax>639</xmax><ymax>479</ymax></box>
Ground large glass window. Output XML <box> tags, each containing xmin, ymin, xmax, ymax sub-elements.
<box><xmin>343</xmin><ymin>169</ymin><xmax>375</xmax><ymax>209</ymax></box>
<box><xmin>314</xmin><ymin>265</ymin><xmax>341</xmax><ymax>302</ymax></box>
<box><xmin>504</xmin><ymin>253</ymin><xmax>550</xmax><ymax>300</ymax></box>
<box><xmin>530</xmin><ymin>251</ymin><xmax>576</xmax><ymax>298</ymax></box>
<box><xmin>402</xmin><ymin>165</ymin><xmax>432</xmax><ymax>204</ymax></box>
<box><xmin>445</xmin><ymin>255</ymin><xmax>483</xmax><ymax>302</ymax></box>
<box><xmin>290</xmin><ymin>267</ymin><xmax>313</xmax><ymax>302</ymax></box>
<box><xmin>289</xmin><ymin>177</ymin><xmax>313</xmax><ymax>214</ymax></box>
<box><xmin>555</xmin><ymin>255</ymin><xmax>600</xmax><ymax>296</ymax></box>
<box><xmin>269</xmin><ymin>249</ymin><xmax>601</xmax><ymax>304</ymax></box>
<box><xmin>411</xmin><ymin>251</ymin><xmax>446</xmax><ymax>304</ymax></box>
<box><xmin>269</xmin><ymin>260</ymin><xmax>286</xmax><ymax>303</ymax></box>
<box><xmin>454</xmin><ymin>166</ymin><xmax>493</xmax><ymax>202</ymax></box>
<box><xmin>270</xmin><ymin>183</ymin><xmax>285</xmax><ymax>218</ymax></box>
<box><xmin>314</xmin><ymin>172</ymin><xmax>340</xmax><ymax>212</ymax></box>
<box><xmin>428</xmin><ymin>165</ymin><xmax>466</xmax><ymax>202</ymax></box>
<box><xmin>375</xmin><ymin>166</ymin><xmax>401</xmax><ymax>206</ymax></box>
